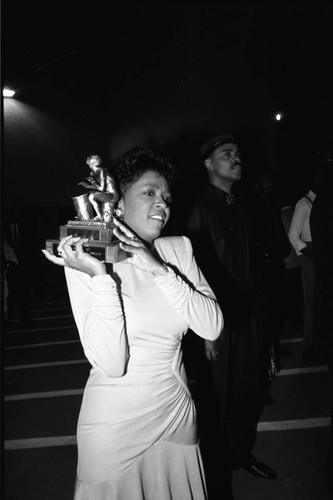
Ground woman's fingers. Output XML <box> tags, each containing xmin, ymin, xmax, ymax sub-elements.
<box><xmin>57</xmin><ymin>236</ymin><xmax>87</xmax><ymax>258</ymax></box>
<box><xmin>43</xmin><ymin>236</ymin><xmax>106</xmax><ymax>277</ymax></box>
<box><xmin>113</xmin><ymin>217</ymin><xmax>163</xmax><ymax>274</ymax></box>
<box><xmin>57</xmin><ymin>235</ymin><xmax>75</xmax><ymax>254</ymax></box>
<box><xmin>42</xmin><ymin>236</ymin><xmax>90</xmax><ymax>267</ymax></box>
<box><xmin>41</xmin><ymin>249</ymin><xmax>66</xmax><ymax>266</ymax></box>
<box><xmin>71</xmin><ymin>237</ymin><xmax>89</xmax><ymax>256</ymax></box>
<box><xmin>113</xmin><ymin>217</ymin><xmax>137</xmax><ymax>238</ymax></box>
<box><xmin>113</xmin><ymin>223</ymin><xmax>141</xmax><ymax>247</ymax></box>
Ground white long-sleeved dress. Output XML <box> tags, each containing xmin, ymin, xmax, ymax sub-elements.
<box><xmin>65</xmin><ymin>236</ymin><xmax>223</xmax><ymax>499</ymax></box>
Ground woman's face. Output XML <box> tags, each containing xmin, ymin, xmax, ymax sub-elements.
<box><xmin>118</xmin><ymin>170</ymin><xmax>172</xmax><ymax>243</ymax></box>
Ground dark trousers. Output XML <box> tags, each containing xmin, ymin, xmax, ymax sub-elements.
<box><xmin>283</xmin><ymin>266</ymin><xmax>304</xmax><ymax>328</ymax></box>
<box><xmin>260</xmin><ymin>259</ymin><xmax>286</xmax><ymax>353</ymax></box>
<box><xmin>314</xmin><ymin>261</ymin><xmax>333</xmax><ymax>354</ymax></box>
<box><xmin>210</xmin><ymin>324</ymin><xmax>268</xmax><ymax>467</ymax></box>
<box><xmin>299</xmin><ymin>253</ymin><xmax>315</xmax><ymax>347</ymax></box>
<box><xmin>183</xmin><ymin>333</ymin><xmax>233</xmax><ymax>499</ymax></box>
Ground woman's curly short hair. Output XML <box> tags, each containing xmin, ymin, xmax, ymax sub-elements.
<box><xmin>112</xmin><ymin>147</ymin><xmax>175</xmax><ymax>195</ymax></box>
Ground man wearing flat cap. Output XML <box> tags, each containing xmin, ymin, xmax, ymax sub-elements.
<box><xmin>186</xmin><ymin>134</ymin><xmax>276</xmax><ymax>484</ymax></box>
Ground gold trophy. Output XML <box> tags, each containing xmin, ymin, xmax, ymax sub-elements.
<box><xmin>46</xmin><ymin>155</ymin><xmax>126</xmax><ymax>263</ymax></box>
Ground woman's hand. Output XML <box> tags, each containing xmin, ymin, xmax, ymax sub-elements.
<box><xmin>113</xmin><ymin>218</ymin><xmax>168</xmax><ymax>276</ymax></box>
<box><xmin>41</xmin><ymin>235</ymin><xmax>107</xmax><ymax>277</ymax></box>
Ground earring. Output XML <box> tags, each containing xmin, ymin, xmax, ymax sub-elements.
<box><xmin>115</xmin><ymin>207</ymin><xmax>124</xmax><ymax>219</ymax></box>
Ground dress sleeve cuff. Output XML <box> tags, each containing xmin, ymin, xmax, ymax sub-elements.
<box><xmin>91</xmin><ymin>274</ymin><xmax>116</xmax><ymax>290</ymax></box>
<box><xmin>152</xmin><ymin>264</ymin><xmax>173</xmax><ymax>282</ymax></box>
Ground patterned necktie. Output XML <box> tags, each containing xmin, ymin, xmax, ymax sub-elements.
<box><xmin>225</xmin><ymin>193</ymin><xmax>235</xmax><ymax>205</ymax></box>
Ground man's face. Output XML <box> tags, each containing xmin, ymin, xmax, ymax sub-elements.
<box><xmin>205</xmin><ymin>142</ymin><xmax>242</xmax><ymax>183</ymax></box>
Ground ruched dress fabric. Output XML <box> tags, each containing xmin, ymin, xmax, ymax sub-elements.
<box><xmin>65</xmin><ymin>236</ymin><xmax>223</xmax><ymax>500</ymax></box>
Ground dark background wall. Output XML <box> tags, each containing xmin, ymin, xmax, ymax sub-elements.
<box><xmin>3</xmin><ymin>2</ymin><xmax>332</xmax><ymax>209</ymax></box>
<box><xmin>2</xmin><ymin>1</ymin><xmax>333</xmax><ymax>305</ymax></box>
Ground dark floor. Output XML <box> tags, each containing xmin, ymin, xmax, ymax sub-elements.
<box><xmin>2</xmin><ymin>273</ymin><xmax>332</xmax><ymax>500</ymax></box>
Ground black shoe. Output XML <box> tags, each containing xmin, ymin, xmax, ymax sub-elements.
<box><xmin>240</xmin><ymin>461</ymin><xmax>277</xmax><ymax>479</ymax></box>
<box><xmin>303</xmin><ymin>345</ymin><xmax>320</xmax><ymax>363</ymax></box>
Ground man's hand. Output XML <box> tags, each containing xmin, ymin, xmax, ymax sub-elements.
<box><xmin>301</xmin><ymin>246</ymin><xmax>314</xmax><ymax>260</ymax></box>
<box><xmin>205</xmin><ymin>339</ymin><xmax>219</xmax><ymax>362</ymax></box>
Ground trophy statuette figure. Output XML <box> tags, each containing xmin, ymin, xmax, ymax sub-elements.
<box><xmin>46</xmin><ymin>155</ymin><xmax>126</xmax><ymax>263</ymax></box>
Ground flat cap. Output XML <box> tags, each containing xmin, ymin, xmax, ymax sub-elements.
<box><xmin>200</xmin><ymin>134</ymin><xmax>237</xmax><ymax>159</ymax></box>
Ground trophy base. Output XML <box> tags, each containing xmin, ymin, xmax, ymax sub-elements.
<box><xmin>45</xmin><ymin>239</ymin><xmax>127</xmax><ymax>263</ymax></box>
<box><xmin>46</xmin><ymin>219</ymin><xmax>128</xmax><ymax>263</ymax></box>
<box><xmin>60</xmin><ymin>220</ymin><xmax>113</xmax><ymax>242</ymax></box>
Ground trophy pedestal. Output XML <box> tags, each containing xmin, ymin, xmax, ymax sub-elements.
<box><xmin>46</xmin><ymin>220</ymin><xmax>127</xmax><ymax>263</ymax></box>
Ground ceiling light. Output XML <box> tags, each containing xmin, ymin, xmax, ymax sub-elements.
<box><xmin>3</xmin><ymin>89</ymin><xmax>15</xmax><ymax>97</ymax></box>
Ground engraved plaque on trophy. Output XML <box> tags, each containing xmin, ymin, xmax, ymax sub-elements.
<box><xmin>46</xmin><ymin>155</ymin><xmax>126</xmax><ymax>263</ymax></box>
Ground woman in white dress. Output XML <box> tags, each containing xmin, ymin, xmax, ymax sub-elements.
<box><xmin>42</xmin><ymin>147</ymin><xmax>223</xmax><ymax>499</ymax></box>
